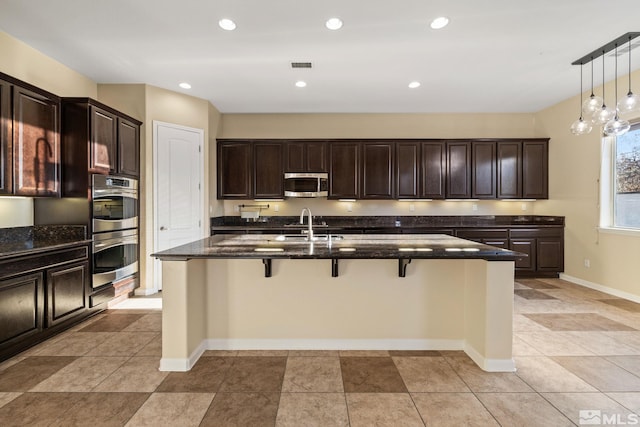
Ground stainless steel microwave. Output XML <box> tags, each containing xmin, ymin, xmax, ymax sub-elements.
<box><xmin>284</xmin><ymin>172</ymin><xmax>328</xmax><ymax>197</ymax></box>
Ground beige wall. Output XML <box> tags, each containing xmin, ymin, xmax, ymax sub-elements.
<box><xmin>534</xmin><ymin>69</ymin><xmax>640</xmax><ymax>299</ymax></box>
<box><xmin>98</xmin><ymin>84</ymin><xmax>216</xmax><ymax>292</ymax></box>
<box><xmin>0</xmin><ymin>31</ymin><xmax>98</xmax><ymax>228</ymax></box>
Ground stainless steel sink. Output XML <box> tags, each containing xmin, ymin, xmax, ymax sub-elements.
<box><xmin>274</xmin><ymin>234</ymin><xmax>343</xmax><ymax>242</ymax></box>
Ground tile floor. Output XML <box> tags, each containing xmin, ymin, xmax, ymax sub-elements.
<box><xmin>1</xmin><ymin>277</ymin><xmax>640</xmax><ymax>426</ymax></box>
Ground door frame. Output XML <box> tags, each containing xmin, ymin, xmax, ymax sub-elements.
<box><xmin>152</xmin><ymin>120</ymin><xmax>205</xmax><ymax>291</ymax></box>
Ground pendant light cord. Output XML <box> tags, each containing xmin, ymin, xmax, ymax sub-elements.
<box><xmin>602</xmin><ymin>50</ymin><xmax>606</xmax><ymax>106</ymax></box>
<box><xmin>579</xmin><ymin>63</ymin><xmax>584</xmax><ymax>119</ymax></box>
<box><xmin>614</xmin><ymin>44</ymin><xmax>619</xmax><ymax>119</ymax></box>
<box><xmin>628</xmin><ymin>36</ymin><xmax>633</xmax><ymax>96</ymax></box>
<box><xmin>590</xmin><ymin>58</ymin><xmax>595</xmax><ymax>97</ymax></box>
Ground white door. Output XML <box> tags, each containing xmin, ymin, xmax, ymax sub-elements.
<box><xmin>153</xmin><ymin>121</ymin><xmax>204</xmax><ymax>290</ymax></box>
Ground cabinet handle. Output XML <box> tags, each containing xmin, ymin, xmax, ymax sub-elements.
<box><xmin>160</xmin><ymin>226</ymin><xmax>167</xmax><ymax>231</ymax></box>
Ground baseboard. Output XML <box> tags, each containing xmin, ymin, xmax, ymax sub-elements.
<box><xmin>204</xmin><ymin>338</ymin><xmax>465</xmax><ymax>351</ymax></box>
<box><xmin>134</xmin><ymin>287</ymin><xmax>159</xmax><ymax>296</ymax></box>
<box><xmin>560</xmin><ymin>273</ymin><xmax>640</xmax><ymax>304</ymax></box>
<box><xmin>464</xmin><ymin>343</ymin><xmax>516</xmax><ymax>372</ymax></box>
<box><xmin>159</xmin><ymin>340</ymin><xmax>207</xmax><ymax>372</ymax></box>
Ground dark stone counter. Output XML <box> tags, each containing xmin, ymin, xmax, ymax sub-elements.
<box><xmin>153</xmin><ymin>233</ymin><xmax>524</xmax><ymax>262</ymax></box>
<box><xmin>211</xmin><ymin>215</ymin><xmax>564</xmax><ymax>234</ymax></box>
<box><xmin>0</xmin><ymin>225</ymin><xmax>90</xmax><ymax>260</ymax></box>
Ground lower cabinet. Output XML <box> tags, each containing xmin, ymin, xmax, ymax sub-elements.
<box><xmin>0</xmin><ymin>244</ymin><xmax>93</xmax><ymax>361</ymax></box>
<box><xmin>455</xmin><ymin>229</ymin><xmax>508</xmax><ymax>248</ymax></box>
<box><xmin>0</xmin><ymin>273</ymin><xmax>45</xmax><ymax>351</ymax></box>
<box><xmin>510</xmin><ymin>228</ymin><xmax>564</xmax><ymax>277</ymax></box>
<box><xmin>46</xmin><ymin>261</ymin><xmax>88</xmax><ymax>327</ymax></box>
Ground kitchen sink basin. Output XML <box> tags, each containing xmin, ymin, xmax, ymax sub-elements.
<box><xmin>274</xmin><ymin>234</ymin><xmax>344</xmax><ymax>242</ymax></box>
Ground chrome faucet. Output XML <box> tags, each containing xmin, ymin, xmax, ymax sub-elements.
<box><xmin>300</xmin><ymin>207</ymin><xmax>314</xmax><ymax>241</ymax></box>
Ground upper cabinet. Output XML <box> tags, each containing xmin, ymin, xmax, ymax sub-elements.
<box><xmin>217</xmin><ymin>138</ymin><xmax>550</xmax><ymax>201</ymax></box>
<box><xmin>329</xmin><ymin>142</ymin><xmax>360</xmax><ymax>199</ymax></box>
<box><xmin>285</xmin><ymin>141</ymin><xmax>327</xmax><ymax>172</ymax></box>
<box><xmin>62</xmin><ymin>99</ymin><xmax>141</xmax><ymax>190</ymax></box>
<box><xmin>361</xmin><ymin>142</ymin><xmax>394</xmax><ymax>199</ymax></box>
<box><xmin>0</xmin><ymin>79</ymin><xmax>11</xmax><ymax>195</ymax></box>
<box><xmin>522</xmin><ymin>140</ymin><xmax>548</xmax><ymax>199</ymax></box>
<box><xmin>446</xmin><ymin>141</ymin><xmax>471</xmax><ymax>199</ymax></box>
<box><xmin>12</xmin><ymin>84</ymin><xmax>60</xmax><ymax>197</ymax></box>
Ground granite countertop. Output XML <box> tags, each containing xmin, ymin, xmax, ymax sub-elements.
<box><xmin>210</xmin><ymin>215</ymin><xmax>565</xmax><ymax>232</ymax></box>
<box><xmin>0</xmin><ymin>225</ymin><xmax>90</xmax><ymax>260</ymax></box>
<box><xmin>153</xmin><ymin>233</ymin><xmax>524</xmax><ymax>262</ymax></box>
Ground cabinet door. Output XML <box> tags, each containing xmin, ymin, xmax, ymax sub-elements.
<box><xmin>537</xmin><ymin>238</ymin><xmax>563</xmax><ymax>272</ymax></box>
<box><xmin>0</xmin><ymin>80</ymin><xmax>11</xmax><ymax>194</ymax></box>
<box><xmin>285</xmin><ymin>142</ymin><xmax>305</xmax><ymax>172</ymax></box>
<box><xmin>46</xmin><ymin>261</ymin><xmax>88</xmax><ymax>327</ymax></box>
<box><xmin>522</xmin><ymin>140</ymin><xmax>548</xmax><ymax>199</ymax></box>
<box><xmin>218</xmin><ymin>142</ymin><xmax>253</xmax><ymax>198</ymax></box>
<box><xmin>254</xmin><ymin>142</ymin><xmax>283</xmax><ymax>198</ymax></box>
<box><xmin>0</xmin><ymin>273</ymin><xmax>44</xmax><ymax>348</ymax></box>
<box><xmin>421</xmin><ymin>141</ymin><xmax>446</xmax><ymax>199</ymax></box>
<box><xmin>510</xmin><ymin>238</ymin><xmax>536</xmax><ymax>271</ymax></box>
<box><xmin>89</xmin><ymin>106</ymin><xmax>117</xmax><ymax>174</ymax></box>
<box><xmin>497</xmin><ymin>141</ymin><xmax>522</xmax><ymax>199</ymax></box>
<box><xmin>12</xmin><ymin>86</ymin><xmax>60</xmax><ymax>196</ymax></box>
<box><xmin>329</xmin><ymin>142</ymin><xmax>359</xmax><ymax>199</ymax></box>
<box><xmin>397</xmin><ymin>142</ymin><xmax>419</xmax><ymax>198</ymax></box>
<box><xmin>445</xmin><ymin>141</ymin><xmax>471</xmax><ymax>198</ymax></box>
<box><xmin>306</xmin><ymin>142</ymin><xmax>327</xmax><ymax>172</ymax></box>
<box><xmin>472</xmin><ymin>141</ymin><xmax>496</xmax><ymax>199</ymax></box>
<box><xmin>361</xmin><ymin>142</ymin><xmax>394</xmax><ymax>199</ymax></box>
<box><xmin>117</xmin><ymin>118</ymin><xmax>140</xmax><ymax>177</ymax></box>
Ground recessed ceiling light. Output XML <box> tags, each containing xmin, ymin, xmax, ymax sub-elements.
<box><xmin>430</xmin><ymin>16</ymin><xmax>449</xmax><ymax>30</ymax></box>
<box><xmin>408</xmin><ymin>81</ymin><xmax>421</xmax><ymax>89</ymax></box>
<box><xmin>295</xmin><ymin>81</ymin><xmax>307</xmax><ymax>88</ymax></box>
<box><xmin>325</xmin><ymin>17</ymin><xmax>343</xmax><ymax>30</ymax></box>
<box><xmin>179</xmin><ymin>82</ymin><xmax>191</xmax><ymax>89</ymax></box>
<box><xmin>218</xmin><ymin>18</ymin><xmax>236</xmax><ymax>31</ymax></box>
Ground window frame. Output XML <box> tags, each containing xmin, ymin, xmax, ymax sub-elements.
<box><xmin>600</xmin><ymin>121</ymin><xmax>640</xmax><ymax>235</ymax></box>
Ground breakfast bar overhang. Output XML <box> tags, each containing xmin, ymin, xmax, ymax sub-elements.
<box><xmin>153</xmin><ymin>234</ymin><xmax>523</xmax><ymax>373</ymax></box>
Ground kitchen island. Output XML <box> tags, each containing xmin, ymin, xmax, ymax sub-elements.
<box><xmin>153</xmin><ymin>234</ymin><xmax>522</xmax><ymax>372</ymax></box>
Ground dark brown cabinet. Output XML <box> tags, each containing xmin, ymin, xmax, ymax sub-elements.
<box><xmin>472</xmin><ymin>141</ymin><xmax>497</xmax><ymax>199</ymax></box>
<box><xmin>497</xmin><ymin>141</ymin><xmax>522</xmax><ymax>199</ymax></box>
<box><xmin>89</xmin><ymin>106</ymin><xmax>117</xmax><ymax>174</ymax></box>
<box><xmin>456</xmin><ymin>229</ymin><xmax>509</xmax><ymax>248</ymax></box>
<box><xmin>46</xmin><ymin>261</ymin><xmax>88</xmax><ymax>327</ymax></box>
<box><xmin>61</xmin><ymin>99</ymin><xmax>141</xmax><ymax>193</ymax></box>
<box><xmin>361</xmin><ymin>142</ymin><xmax>394</xmax><ymax>199</ymax></box>
<box><xmin>0</xmin><ymin>273</ymin><xmax>44</xmax><ymax>352</ymax></box>
<box><xmin>118</xmin><ymin>118</ymin><xmax>140</xmax><ymax>177</ymax></box>
<box><xmin>0</xmin><ymin>79</ymin><xmax>11</xmax><ymax>195</ymax></box>
<box><xmin>0</xmin><ymin>243</ymin><xmax>90</xmax><ymax>361</ymax></box>
<box><xmin>523</xmin><ymin>140</ymin><xmax>548</xmax><ymax>199</ymax></box>
<box><xmin>218</xmin><ymin>141</ymin><xmax>253</xmax><ymax>199</ymax></box>
<box><xmin>254</xmin><ymin>142</ymin><xmax>283</xmax><ymax>198</ymax></box>
<box><xmin>446</xmin><ymin>141</ymin><xmax>471</xmax><ymax>198</ymax></box>
<box><xmin>422</xmin><ymin>141</ymin><xmax>446</xmax><ymax>199</ymax></box>
<box><xmin>510</xmin><ymin>227</ymin><xmax>562</xmax><ymax>276</ymax></box>
<box><xmin>285</xmin><ymin>141</ymin><xmax>327</xmax><ymax>172</ymax></box>
<box><xmin>329</xmin><ymin>142</ymin><xmax>360</xmax><ymax>199</ymax></box>
<box><xmin>396</xmin><ymin>142</ymin><xmax>419</xmax><ymax>198</ymax></box>
<box><xmin>12</xmin><ymin>86</ymin><xmax>60</xmax><ymax>197</ymax></box>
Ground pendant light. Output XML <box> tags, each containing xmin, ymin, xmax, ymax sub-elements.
<box><xmin>617</xmin><ymin>35</ymin><xmax>640</xmax><ymax>115</ymax></box>
<box><xmin>582</xmin><ymin>57</ymin><xmax>603</xmax><ymax>116</ymax></box>
<box><xmin>592</xmin><ymin>51</ymin><xmax>616</xmax><ymax>125</ymax></box>
<box><xmin>604</xmin><ymin>44</ymin><xmax>631</xmax><ymax>136</ymax></box>
<box><xmin>570</xmin><ymin>62</ymin><xmax>593</xmax><ymax>135</ymax></box>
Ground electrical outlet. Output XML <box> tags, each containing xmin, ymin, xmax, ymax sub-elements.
<box><xmin>274</xmin><ymin>204</ymin><xmax>279</xmax><ymax>212</ymax></box>
<box><xmin>521</xmin><ymin>203</ymin><xmax>527</xmax><ymax>211</ymax></box>
<box><xmin>472</xmin><ymin>203</ymin><xmax>478</xmax><ymax>211</ymax></box>
<box><xmin>346</xmin><ymin>203</ymin><xmax>352</xmax><ymax>212</ymax></box>
<box><xmin>409</xmin><ymin>204</ymin><xmax>415</xmax><ymax>212</ymax></box>
<box><xmin>584</xmin><ymin>258</ymin><xmax>591</xmax><ymax>268</ymax></box>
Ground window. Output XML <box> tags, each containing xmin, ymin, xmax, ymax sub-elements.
<box><xmin>601</xmin><ymin>123</ymin><xmax>640</xmax><ymax>232</ymax></box>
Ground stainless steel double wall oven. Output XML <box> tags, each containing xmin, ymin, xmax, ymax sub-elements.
<box><xmin>91</xmin><ymin>175</ymin><xmax>139</xmax><ymax>289</ymax></box>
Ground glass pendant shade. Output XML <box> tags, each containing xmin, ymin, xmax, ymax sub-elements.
<box><xmin>570</xmin><ymin>117</ymin><xmax>593</xmax><ymax>135</ymax></box>
<box><xmin>591</xmin><ymin>105</ymin><xmax>616</xmax><ymax>125</ymax></box>
<box><xmin>582</xmin><ymin>94</ymin><xmax>604</xmax><ymax>116</ymax></box>
<box><xmin>604</xmin><ymin>116</ymin><xmax>631</xmax><ymax>135</ymax></box>
<box><xmin>617</xmin><ymin>92</ymin><xmax>640</xmax><ymax>114</ymax></box>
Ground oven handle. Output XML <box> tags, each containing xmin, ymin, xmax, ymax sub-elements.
<box><xmin>93</xmin><ymin>236</ymin><xmax>138</xmax><ymax>252</ymax></box>
<box><xmin>93</xmin><ymin>189</ymin><xmax>138</xmax><ymax>199</ymax></box>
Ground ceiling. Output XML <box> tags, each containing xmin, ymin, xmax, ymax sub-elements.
<box><xmin>1</xmin><ymin>0</ymin><xmax>639</xmax><ymax>114</ymax></box>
